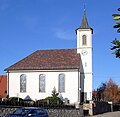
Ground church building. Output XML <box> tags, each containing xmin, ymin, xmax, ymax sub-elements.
<box><xmin>5</xmin><ymin>10</ymin><xmax>93</xmax><ymax>104</ymax></box>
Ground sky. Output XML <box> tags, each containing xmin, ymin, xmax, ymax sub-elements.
<box><xmin>0</xmin><ymin>0</ymin><xmax>120</xmax><ymax>89</ymax></box>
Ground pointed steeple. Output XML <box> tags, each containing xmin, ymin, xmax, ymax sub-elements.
<box><xmin>76</xmin><ymin>9</ymin><xmax>93</xmax><ymax>33</ymax></box>
<box><xmin>80</xmin><ymin>9</ymin><xmax>91</xmax><ymax>29</ymax></box>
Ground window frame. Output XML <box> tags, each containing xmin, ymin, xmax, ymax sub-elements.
<box><xmin>82</xmin><ymin>35</ymin><xmax>87</xmax><ymax>45</ymax></box>
<box><xmin>20</xmin><ymin>74</ymin><xmax>27</xmax><ymax>93</ymax></box>
<box><xmin>39</xmin><ymin>74</ymin><xmax>46</xmax><ymax>92</ymax></box>
<box><xmin>58</xmin><ymin>73</ymin><xmax>65</xmax><ymax>93</ymax></box>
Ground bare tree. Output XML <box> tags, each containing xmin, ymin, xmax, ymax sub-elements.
<box><xmin>104</xmin><ymin>79</ymin><xmax>120</xmax><ymax>102</ymax></box>
<box><xmin>93</xmin><ymin>79</ymin><xmax>120</xmax><ymax>102</ymax></box>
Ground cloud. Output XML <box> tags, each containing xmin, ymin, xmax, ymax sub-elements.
<box><xmin>53</xmin><ymin>28</ymin><xmax>76</xmax><ymax>40</ymax></box>
<box><xmin>20</xmin><ymin>16</ymin><xmax>40</xmax><ymax>31</ymax></box>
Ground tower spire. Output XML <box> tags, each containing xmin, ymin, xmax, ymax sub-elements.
<box><xmin>76</xmin><ymin>8</ymin><xmax>93</xmax><ymax>33</ymax></box>
<box><xmin>84</xmin><ymin>3</ymin><xmax>86</xmax><ymax>13</ymax></box>
<box><xmin>80</xmin><ymin>10</ymin><xmax>91</xmax><ymax>29</ymax></box>
<box><xmin>75</xmin><ymin>6</ymin><xmax>93</xmax><ymax>34</ymax></box>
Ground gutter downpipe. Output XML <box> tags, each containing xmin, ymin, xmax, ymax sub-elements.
<box><xmin>7</xmin><ymin>71</ymin><xmax>9</xmax><ymax>97</ymax></box>
<box><xmin>78</xmin><ymin>68</ymin><xmax>81</xmax><ymax>104</ymax></box>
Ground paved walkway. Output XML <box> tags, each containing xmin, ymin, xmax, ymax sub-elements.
<box><xmin>86</xmin><ymin>111</ymin><xmax>120</xmax><ymax>117</ymax></box>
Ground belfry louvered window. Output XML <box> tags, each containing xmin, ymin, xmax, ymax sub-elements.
<box><xmin>82</xmin><ymin>35</ymin><xmax>87</xmax><ymax>45</ymax></box>
<box><xmin>20</xmin><ymin>74</ymin><xmax>26</xmax><ymax>93</ymax></box>
<box><xmin>58</xmin><ymin>73</ymin><xmax>65</xmax><ymax>93</ymax></box>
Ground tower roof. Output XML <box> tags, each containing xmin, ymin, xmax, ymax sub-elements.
<box><xmin>80</xmin><ymin>10</ymin><xmax>91</xmax><ymax>29</ymax></box>
<box><xmin>76</xmin><ymin>10</ymin><xmax>93</xmax><ymax>33</ymax></box>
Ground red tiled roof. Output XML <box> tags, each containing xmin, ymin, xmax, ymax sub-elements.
<box><xmin>0</xmin><ymin>75</ymin><xmax>7</xmax><ymax>98</ymax></box>
<box><xmin>5</xmin><ymin>49</ymin><xmax>80</xmax><ymax>71</ymax></box>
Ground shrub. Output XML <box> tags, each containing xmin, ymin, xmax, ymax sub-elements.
<box><xmin>8</xmin><ymin>97</ymin><xmax>23</xmax><ymax>102</ymax></box>
<box><xmin>44</xmin><ymin>96</ymin><xmax>63</xmax><ymax>105</ymax></box>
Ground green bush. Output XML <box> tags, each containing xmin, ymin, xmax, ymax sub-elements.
<box><xmin>44</xmin><ymin>96</ymin><xmax>63</xmax><ymax>105</ymax></box>
<box><xmin>8</xmin><ymin>97</ymin><xmax>23</xmax><ymax>102</ymax></box>
<box><xmin>37</xmin><ymin>87</ymin><xmax>63</xmax><ymax>105</ymax></box>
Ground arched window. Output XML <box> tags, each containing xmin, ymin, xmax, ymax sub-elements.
<box><xmin>20</xmin><ymin>74</ymin><xmax>26</xmax><ymax>92</ymax></box>
<box><xmin>58</xmin><ymin>73</ymin><xmax>65</xmax><ymax>93</ymax></box>
<box><xmin>39</xmin><ymin>74</ymin><xmax>45</xmax><ymax>92</ymax></box>
<box><xmin>82</xmin><ymin>35</ymin><xmax>87</xmax><ymax>45</ymax></box>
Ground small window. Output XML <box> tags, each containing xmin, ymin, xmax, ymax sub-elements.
<box><xmin>58</xmin><ymin>73</ymin><xmax>65</xmax><ymax>93</ymax></box>
<box><xmin>82</xmin><ymin>35</ymin><xmax>87</xmax><ymax>45</ymax></box>
<box><xmin>39</xmin><ymin>74</ymin><xmax>45</xmax><ymax>92</ymax></box>
<box><xmin>20</xmin><ymin>74</ymin><xmax>26</xmax><ymax>93</ymax></box>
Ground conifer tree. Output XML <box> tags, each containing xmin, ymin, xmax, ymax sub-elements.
<box><xmin>111</xmin><ymin>8</ymin><xmax>120</xmax><ymax>58</ymax></box>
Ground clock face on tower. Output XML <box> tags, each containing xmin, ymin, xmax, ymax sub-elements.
<box><xmin>81</xmin><ymin>50</ymin><xmax>88</xmax><ymax>56</ymax></box>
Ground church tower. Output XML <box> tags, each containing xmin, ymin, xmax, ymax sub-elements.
<box><xmin>76</xmin><ymin>10</ymin><xmax>93</xmax><ymax>101</ymax></box>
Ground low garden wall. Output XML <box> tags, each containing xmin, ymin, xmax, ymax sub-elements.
<box><xmin>0</xmin><ymin>100</ymin><xmax>114</xmax><ymax>117</ymax></box>
<box><xmin>0</xmin><ymin>106</ymin><xmax>84</xmax><ymax>117</ymax></box>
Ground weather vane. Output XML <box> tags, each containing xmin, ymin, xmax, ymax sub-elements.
<box><xmin>83</xmin><ymin>0</ymin><xmax>86</xmax><ymax>12</ymax></box>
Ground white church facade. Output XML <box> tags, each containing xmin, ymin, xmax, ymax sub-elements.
<box><xmin>5</xmin><ymin>11</ymin><xmax>93</xmax><ymax>104</ymax></box>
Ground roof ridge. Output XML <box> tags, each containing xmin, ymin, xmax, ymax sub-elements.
<box><xmin>37</xmin><ymin>48</ymin><xmax>77</xmax><ymax>51</ymax></box>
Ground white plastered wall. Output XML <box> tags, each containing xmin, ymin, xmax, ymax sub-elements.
<box><xmin>8</xmin><ymin>69</ymin><xmax>79</xmax><ymax>104</ymax></box>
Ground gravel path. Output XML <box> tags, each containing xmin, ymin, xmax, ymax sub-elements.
<box><xmin>86</xmin><ymin>111</ymin><xmax>120</xmax><ymax>117</ymax></box>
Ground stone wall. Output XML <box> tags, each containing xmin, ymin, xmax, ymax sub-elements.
<box><xmin>0</xmin><ymin>106</ymin><xmax>84</xmax><ymax>117</ymax></box>
<box><xmin>0</xmin><ymin>106</ymin><xmax>16</xmax><ymax>117</ymax></box>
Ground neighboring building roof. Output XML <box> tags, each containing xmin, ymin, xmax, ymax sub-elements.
<box><xmin>24</xmin><ymin>95</ymin><xmax>33</xmax><ymax>101</ymax></box>
<box><xmin>0</xmin><ymin>75</ymin><xmax>7</xmax><ymax>99</ymax></box>
<box><xmin>5</xmin><ymin>49</ymin><xmax>80</xmax><ymax>71</ymax></box>
<box><xmin>76</xmin><ymin>10</ymin><xmax>93</xmax><ymax>33</ymax></box>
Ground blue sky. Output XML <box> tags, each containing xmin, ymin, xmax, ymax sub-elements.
<box><xmin>0</xmin><ymin>0</ymin><xmax>120</xmax><ymax>89</ymax></box>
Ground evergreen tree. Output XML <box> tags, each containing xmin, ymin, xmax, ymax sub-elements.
<box><xmin>111</xmin><ymin>8</ymin><xmax>120</xmax><ymax>58</ymax></box>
